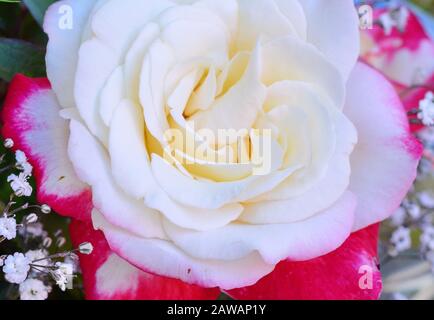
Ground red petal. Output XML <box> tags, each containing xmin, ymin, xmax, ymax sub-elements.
<box><xmin>227</xmin><ymin>224</ymin><xmax>382</xmax><ymax>300</ymax></box>
<box><xmin>1</xmin><ymin>74</ymin><xmax>93</xmax><ymax>221</ymax></box>
<box><xmin>69</xmin><ymin>219</ymin><xmax>221</xmax><ymax>300</ymax></box>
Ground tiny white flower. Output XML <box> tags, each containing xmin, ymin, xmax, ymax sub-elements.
<box><xmin>379</xmin><ymin>6</ymin><xmax>409</xmax><ymax>36</ymax></box>
<box><xmin>0</xmin><ymin>216</ymin><xmax>17</xmax><ymax>240</ymax></box>
<box><xmin>15</xmin><ymin>150</ymin><xmax>33</xmax><ymax>176</ymax></box>
<box><xmin>2</xmin><ymin>253</ymin><xmax>30</xmax><ymax>284</ymax></box>
<box><xmin>40</xmin><ymin>204</ymin><xmax>51</xmax><ymax>214</ymax></box>
<box><xmin>78</xmin><ymin>242</ymin><xmax>94</xmax><ymax>255</ymax></box>
<box><xmin>15</xmin><ymin>150</ymin><xmax>27</xmax><ymax>164</ymax></box>
<box><xmin>390</xmin><ymin>227</ymin><xmax>412</xmax><ymax>255</ymax></box>
<box><xmin>418</xmin><ymin>192</ymin><xmax>434</xmax><ymax>209</ymax></box>
<box><xmin>19</xmin><ymin>222</ymin><xmax>46</xmax><ymax>238</ymax></box>
<box><xmin>418</xmin><ymin>91</ymin><xmax>434</xmax><ymax>126</ymax></box>
<box><xmin>390</xmin><ymin>207</ymin><xmax>406</xmax><ymax>226</ymax></box>
<box><xmin>418</xmin><ymin>127</ymin><xmax>434</xmax><ymax>144</ymax></box>
<box><xmin>51</xmin><ymin>262</ymin><xmax>73</xmax><ymax>291</ymax></box>
<box><xmin>56</xmin><ymin>237</ymin><xmax>66</xmax><ymax>248</ymax></box>
<box><xmin>24</xmin><ymin>213</ymin><xmax>38</xmax><ymax>224</ymax></box>
<box><xmin>25</xmin><ymin>249</ymin><xmax>49</xmax><ymax>271</ymax></box>
<box><xmin>379</xmin><ymin>12</ymin><xmax>395</xmax><ymax>36</ymax></box>
<box><xmin>407</xmin><ymin>203</ymin><xmax>421</xmax><ymax>220</ymax></box>
<box><xmin>21</xmin><ymin>162</ymin><xmax>33</xmax><ymax>177</ymax></box>
<box><xmin>43</xmin><ymin>237</ymin><xmax>53</xmax><ymax>248</ymax></box>
<box><xmin>426</xmin><ymin>251</ymin><xmax>434</xmax><ymax>272</ymax></box>
<box><xmin>421</xmin><ymin>226</ymin><xmax>434</xmax><ymax>251</ymax></box>
<box><xmin>19</xmin><ymin>279</ymin><xmax>50</xmax><ymax>300</ymax></box>
<box><xmin>7</xmin><ymin>172</ymin><xmax>32</xmax><ymax>197</ymax></box>
<box><xmin>395</xmin><ymin>7</ymin><xmax>409</xmax><ymax>32</ymax></box>
<box><xmin>3</xmin><ymin>138</ymin><xmax>14</xmax><ymax>149</ymax></box>
<box><xmin>64</xmin><ymin>254</ymin><xmax>80</xmax><ymax>273</ymax></box>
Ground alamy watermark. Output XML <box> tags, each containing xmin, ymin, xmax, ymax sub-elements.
<box><xmin>163</xmin><ymin>123</ymin><xmax>274</xmax><ymax>176</ymax></box>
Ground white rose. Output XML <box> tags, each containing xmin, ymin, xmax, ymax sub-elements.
<box><xmin>2</xmin><ymin>0</ymin><xmax>421</xmax><ymax>298</ymax></box>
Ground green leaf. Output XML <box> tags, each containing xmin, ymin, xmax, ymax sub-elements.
<box><xmin>22</xmin><ymin>0</ymin><xmax>57</xmax><ymax>27</ymax></box>
<box><xmin>0</xmin><ymin>38</ymin><xmax>46</xmax><ymax>81</ymax></box>
<box><xmin>0</xmin><ymin>2</ymin><xmax>20</xmax><ymax>33</ymax></box>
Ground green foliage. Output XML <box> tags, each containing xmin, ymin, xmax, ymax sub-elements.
<box><xmin>22</xmin><ymin>0</ymin><xmax>57</xmax><ymax>26</ymax></box>
<box><xmin>412</xmin><ymin>0</ymin><xmax>434</xmax><ymax>14</ymax></box>
<box><xmin>0</xmin><ymin>37</ymin><xmax>46</xmax><ymax>81</ymax></box>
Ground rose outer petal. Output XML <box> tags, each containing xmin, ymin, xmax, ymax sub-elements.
<box><xmin>345</xmin><ymin>63</ymin><xmax>422</xmax><ymax>231</ymax></box>
<box><xmin>227</xmin><ymin>224</ymin><xmax>382</xmax><ymax>300</ymax></box>
<box><xmin>1</xmin><ymin>75</ymin><xmax>93</xmax><ymax>221</ymax></box>
<box><xmin>69</xmin><ymin>219</ymin><xmax>220</xmax><ymax>300</ymax></box>
<box><xmin>362</xmin><ymin>9</ymin><xmax>434</xmax><ymax>87</ymax></box>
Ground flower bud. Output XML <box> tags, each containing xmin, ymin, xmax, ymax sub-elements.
<box><xmin>56</xmin><ymin>237</ymin><xmax>66</xmax><ymax>248</ymax></box>
<box><xmin>40</xmin><ymin>204</ymin><xmax>51</xmax><ymax>214</ymax></box>
<box><xmin>3</xmin><ymin>138</ymin><xmax>14</xmax><ymax>149</ymax></box>
<box><xmin>42</xmin><ymin>237</ymin><xmax>52</xmax><ymax>248</ymax></box>
<box><xmin>24</xmin><ymin>213</ymin><xmax>38</xmax><ymax>224</ymax></box>
<box><xmin>78</xmin><ymin>242</ymin><xmax>93</xmax><ymax>255</ymax></box>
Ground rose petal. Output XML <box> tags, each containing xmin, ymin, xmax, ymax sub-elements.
<box><xmin>92</xmin><ymin>209</ymin><xmax>275</xmax><ymax>290</ymax></box>
<box><xmin>150</xmin><ymin>154</ymin><xmax>301</xmax><ymax>210</ymax></box>
<box><xmin>1</xmin><ymin>75</ymin><xmax>92</xmax><ymax>221</ymax></box>
<box><xmin>163</xmin><ymin>191</ymin><xmax>356</xmax><ymax>264</ymax></box>
<box><xmin>298</xmin><ymin>0</ymin><xmax>360</xmax><ymax>80</ymax></box>
<box><xmin>235</xmin><ymin>0</ymin><xmax>299</xmax><ymax>51</ymax></box>
<box><xmin>109</xmin><ymin>99</ymin><xmax>155</xmax><ymax>199</ymax></box>
<box><xmin>69</xmin><ymin>219</ymin><xmax>220</xmax><ymax>300</ymax></box>
<box><xmin>345</xmin><ymin>63</ymin><xmax>422</xmax><ymax>231</ymax></box>
<box><xmin>362</xmin><ymin>10</ymin><xmax>434</xmax><ymax>86</ymax></box>
<box><xmin>68</xmin><ymin>120</ymin><xmax>166</xmax><ymax>239</ymax></box>
<box><xmin>261</xmin><ymin>36</ymin><xmax>345</xmax><ymax>109</ymax></box>
<box><xmin>43</xmin><ymin>0</ymin><xmax>98</xmax><ymax>109</ymax></box>
<box><xmin>227</xmin><ymin>224</ymin><xmax>382</xmax><ymax>300</ymax></box>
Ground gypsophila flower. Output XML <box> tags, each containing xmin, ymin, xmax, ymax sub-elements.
<box><xmin>3</xmin><ymin>138</ymin><xmax>14</xmax><ymax>149</ymax></box>
<box><xmin>25</xmin><ymin>249</ymin><xmax>49</xmax><ymax>271</ymax></box>
<box><xmin>379</xmin><ymin>6</ymin><xmax>409</xmax><ymax>36</ymax></box>
<box><xmin>24</xmin><ymin>213</ymin><xmax>38</xmax><ymax>225</ymax></box>
<box><xmin>19</xmin><ymin>222</ymin><xmax>47</xmax><ymax>238</ymax></box>
<box><xmin>64</xmin><ymin>254</ymin><xmax>80</xmax><ymax>273</ymax></box>
<box><xmin>2</xmin><ymin>253</ymin><xmax>30</xmax><ymax>284</ymax></box>
<box><xmin>421</xmin><ymin>226</ymin><xmax>434</xmax><ymax>251</ymax></box>
<box><xmin>390</xmin><ymin>227</ymin><xmax>412</xmax><ymax>256</ymax></box>
<box><xmin>379</xmin><ymin>12</ymin><xmax>395</xmax><ymax>35</ymax></box>
<box><xmin>19</xmin><ymin>279</ymin><xmax>50</xmax><ymax>300</ymax></box>
<box><xmin>56</xmin><ymin>237</ymin><xmax>66</xmax><ymax>248</ymax></box>
<box><xmin>43</xmin><ymin>237</ymin><xmax>53</xmax><ymax>248</ymax></box>
<box><xmin>418</xmin><ymin>92</ymin><xmax>434</xmax><ymax>126</ymax></box>
<box><xmin>0</xmin><ymin>216</ymin><xmax>17</xmax><ymax>240</ymax></box>
<box><xmin>391</xmin><ymin>206</ymin><xmax>407</xmax><ymax>227</ymax></box>
<box><xmin>406</xmin><ymin>203</ymin><xmax>422</xmax><ymax>220</ymax></box>
<box><xmin>40</xmin><ymin>204</ymin><xmax>51</xmax><ymax>214</ymax></box>
<box><xmin>393</xmin><ymin>7</ymin><xmax>409</xmax><ymax>32</ymax></box>
<box><xmin>14</xmin><ymin>150</ymin><xmax>32</xmax><ymax>176</ymax></box>
<box><xmin>7</xmin><ymin>172</ymin><xmax>32</xmax><ymax>197</ymax></box>
<box><xmin>51</xmin><ymin>262</ymin><xmax>73</xmax><ymax>291</ymax></box>
<box><xmin>418</xmin><ymin>192</ymin><xmax>434</xmax><ymax>209</ymax></box>
<box><xmin>418</xmin><ymin>127</ymin><xmax>434</xmax><ymax>146</ymax></box>
<box><xmin>426</xmin><ymin>251</ymin><xmax>434</xmax><ymax>273</ymax></box>
<box><xmin>78</xmin><ymin>242</ymin><xmax>93</xmax><ymax>255</ymax></box>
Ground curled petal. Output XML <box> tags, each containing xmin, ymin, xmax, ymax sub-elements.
<box><xmin>1</xmin><ymin>75</ymin><xmax>92</xmax><ymax>220</ymax></box>
<box><xmin>69</xmin><ymin>219</ymin><xmax>220</xmax><ymax>300</ymax></box>
<box><xmin>227</xmin><ymin>224</ymin><xmax>382</xmax><ymax>300</ymax></box>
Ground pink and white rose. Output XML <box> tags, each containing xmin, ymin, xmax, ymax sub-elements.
<box><xmin>361</xmin><ymin>6</ymin><xmax>434</xmax><ymax>132</ymax></box>
<box><xmin>1</xmin><ymin>0</ymin><xmax>422</xmax><ymax>299</ymax></box>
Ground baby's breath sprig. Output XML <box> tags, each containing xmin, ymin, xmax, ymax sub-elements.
<box><xmin>0</xmin><ymin>141</ymin><xmax>93</xmax><ymax>300</ymax></box>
